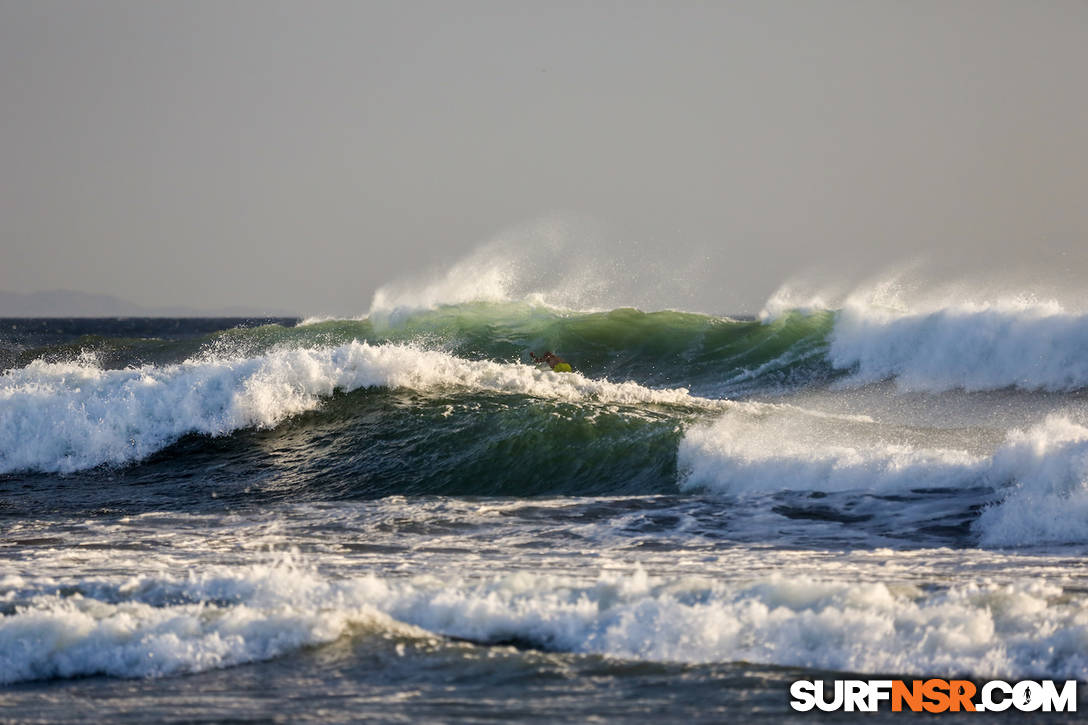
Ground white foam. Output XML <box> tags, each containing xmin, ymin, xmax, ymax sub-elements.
<box><xmin>0</xmin><ymin>559</ymin><xmax>406</xmax><ymax>683</ymax></box>
<box><xmin>756</xmin><ymin>276</ymin><xmax>1088</xmax><ymax>392</ymax></box>
<box><xmin>3</xmin><ymin>560</ymin><xmax>1085</xmax><ymax>683</ymax></box>
<box><xmin>829</xmin><ymin>297</ymin><xmax>1088</xmax><ymax>392</ymax></box>
<box><xmin>977</xmin><ymin>415</ymin><xmax>1088</xmax><ymax>547</ymax></box>
<box><xmin>0</xmin><ymin>342</ymin><xmax>729</xmax><ymax>474</ymax></box>
<box><xmin>679</xmin><ymin>408</ymin><xmax>986</xmax><ymax>494</ymax></box>
<box><xmin>680</xmin><ymin>407</ymin><xmax>1088</xmax><ymax>546</ymax></box>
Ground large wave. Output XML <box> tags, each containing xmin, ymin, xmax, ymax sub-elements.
<box><xmin>0</xmin><ymin>341</ymin><xmax>730</xmax><ymax>475</ymax></box>
<box><xmin>361</xmin><ymin>241</ymin><xmax>1088</xmax><ymax>394</ymax></box>
<box><xmin>356</xmin><ymin>296</ymin><xmax>1088</xmax><ymax>394</ymax></box>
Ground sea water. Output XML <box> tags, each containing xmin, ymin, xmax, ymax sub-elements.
<box><xmin>3</xmin><ymin>297</ymin><xmax>1088</xmax><ymax>722</ymax></box>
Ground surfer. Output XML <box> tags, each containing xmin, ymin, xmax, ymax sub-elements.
<box><xmin>530</xmin><ymin>351</ymin><xmax>572</xmax><ymax>373</ymax></box>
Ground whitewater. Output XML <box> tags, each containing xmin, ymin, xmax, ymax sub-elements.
<box><xmin>4</xmin><ymin>276</ymin><xmax>1088</xmax><ymax>721</ymax></box>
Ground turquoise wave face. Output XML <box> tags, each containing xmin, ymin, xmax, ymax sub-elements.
<box><xmin>3</xmin><ymin>386</ymin><xmax>687</xmax><ymax>509</ymax></box>
<box><xmin>200</xmin><ymin>388</ymin><xmax>687</xmax><ymax>498</ymax></box>
<box><xmin>348</xmin><ymin>303</ymin><xmax>837</xmax><ymax>395</ymax></box>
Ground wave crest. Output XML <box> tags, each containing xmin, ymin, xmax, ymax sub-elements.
<box><xmin>0</xmin><ymin>341</ymin><xmax>724</xmax><ymax>474</ymax></box>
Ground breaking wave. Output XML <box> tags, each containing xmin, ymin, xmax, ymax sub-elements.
<box><xmin>680</xmin><ymin>412</ymin><xmax>1088</xmax><ymax>547</ymax></box>
<box><xmin>3</xmin><ymin>558</ymin><xmax>1085</xmax><ymax>684</ymax></box>
<box><xmin>0</xmin><ymin>341</ymin><xmax>729</xmax><ymax>475</ymax></box>
<box><xmin>829</xmin><ymin>298</ymin><xmax>1088</xmax><ymax>392</ymax></box>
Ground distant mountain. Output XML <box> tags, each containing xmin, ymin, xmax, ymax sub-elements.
<box><xmin>0</xmin><ymin>290</ymin><xmax>297</xmax><ymax>318</ymax></box>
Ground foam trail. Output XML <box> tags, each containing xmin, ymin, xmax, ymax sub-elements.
<box><xmin>680</xmin><ymin>409</ymin><xmax>1088</xmax><ymax>546</ymax></box>
<box><xmin>679</xmin><ymin>408</ymin><xmax>986</xmax><ymax>494</ymax></box>
<box><xmin>3</xmin><ymin>561</ymin><xmax>1086</xmax><ymax>683</ymax></box>
<box><xmin>0</xmin><ymin>342</ymin><xmax>730</xmax><ymax>474</ymax></box>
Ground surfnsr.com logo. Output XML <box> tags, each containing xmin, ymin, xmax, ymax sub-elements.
<box><xmin>790</xmin><ymin>679</ymin><xmax>1078</xmax><ymax>713</ymax></box>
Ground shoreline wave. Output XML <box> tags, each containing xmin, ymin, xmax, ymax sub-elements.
<box><xmin>4</xmin><ymin>558</ymin><xmax>1085</xmax><ymax>685</ymax></box>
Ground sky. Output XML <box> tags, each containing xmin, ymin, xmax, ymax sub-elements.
<box><xmin>1</xmin><ymin>0</ymin><xmax>1086</xmax><ymax>316</ymax></box>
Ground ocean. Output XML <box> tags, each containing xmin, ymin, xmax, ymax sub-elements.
<box><xmin>2</xmin><ymin>299</ymin><xmax>1088</xmax><ymax>722</ymax></box>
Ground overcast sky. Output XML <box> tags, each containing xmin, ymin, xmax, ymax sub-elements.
<box><xmin>2</xmin><ymin>1</ymin><xmax>1086</xmax><ymax>315</ymax></box>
